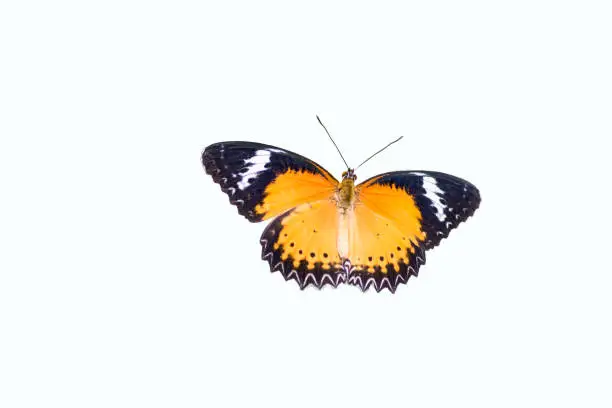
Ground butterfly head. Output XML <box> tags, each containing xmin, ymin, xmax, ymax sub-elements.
<box><xmin>341</xmin><ymin>169</ymin><xmax>357</xmax><ymax>181</ymax></box>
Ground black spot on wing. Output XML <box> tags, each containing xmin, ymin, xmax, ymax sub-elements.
<box><xmin>202</xmin><ymin>141</ymin><xmax>336</xmax><ymax>222</ymax></box>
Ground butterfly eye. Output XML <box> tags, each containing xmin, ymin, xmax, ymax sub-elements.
<box><xmin>342</xmin><ymin>171</ymin><xmax>347</xmax><ymax>178</ymax></box>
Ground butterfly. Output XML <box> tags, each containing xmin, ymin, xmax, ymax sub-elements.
<box><xmin>202</xmin><ymin>118</ymin><xmax>480</xmax><ymax>293</ymax></box>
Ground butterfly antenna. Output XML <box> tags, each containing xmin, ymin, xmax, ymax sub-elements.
<box><xmin>355</xmin><ymin>136</ymin><xmax>404</xmax><ymax>170</ymax></box>
<box><xmin>317</xmin><ymin>115</ymin><xmax>350</xmax><ymax>170</ymax></box>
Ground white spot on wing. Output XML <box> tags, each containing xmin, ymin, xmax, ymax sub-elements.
<box><xmin>236</xmin><ymin>149</ymin><xmax>273</xmax><ymax>190</ymax></box>
<box><xmin>412</xmin><ymin>172</ymin><xmax>446</xmax><ymax>222</ymax></box>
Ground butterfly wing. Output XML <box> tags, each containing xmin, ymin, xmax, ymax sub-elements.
<box><xmin>260</xmin><ymin>200</ymin><xmax>345</xmax><ymax>289</ymax></box>
<box><xmin>347</xmin><ymin>171</ymin><xmax>480</xmax><ymax>292</ymax></box>
<box><xmin>202</xmin><ymin>142</ymin><xmax>338</xmax><ymax>222</ymax></box>
<box><xmin>204</xmin><ymin>142</ymin><xmax>344</xmax><ymax>289</ymax></box>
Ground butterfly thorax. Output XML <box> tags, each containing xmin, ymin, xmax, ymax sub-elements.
<box><xmin>336</xmin><ymin>177</ymin><xmax>357</xmax><ymax>210</ymax></box>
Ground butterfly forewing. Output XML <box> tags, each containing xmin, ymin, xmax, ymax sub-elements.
<box><xmin>202</xmin><ymin>142</ymin><xmax>338</xmax><ymax>222</ymax></box>
<box><xmin>358</xmin><ymin>171</ymin><xmax>480</xmax><ymax>249</ymax></box>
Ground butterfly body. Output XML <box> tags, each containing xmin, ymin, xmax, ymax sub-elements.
<box><xmin>203</xmin><ymin>141</ymin><xmax>480</xmax><ymax>293</ymax></box>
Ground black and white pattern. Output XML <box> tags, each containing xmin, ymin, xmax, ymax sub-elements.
<box><xmin>202</xmin><ymin>142</ymin><xmax>336</xmax><ymax>222</ymax></box>
<box><xmin>361</xmin><ymin>171</ymin><xmax>481</xmax><ymax>250</ymax></box>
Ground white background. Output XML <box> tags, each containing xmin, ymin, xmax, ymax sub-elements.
<box><xmin>1</xmin><ymin>1</ymin><xmax>611</xmax><ymax>407</ymax></box>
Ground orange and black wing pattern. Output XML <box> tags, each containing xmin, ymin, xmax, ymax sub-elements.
<box><xmin>348</xmin><ymin>171</ymin><xmax>480</xmax><ymax>292</ymax></box>
<box><xmin>260</xmin><ymin>200</ymin><xmax>345</xmax><ymax>289</ymax></box>
<box><xmin>202</xmin><ymin>142</ymin><xmax>337</xmax><ymax>222</ymax></box>
<box><xmin>203</xmin><ymin>142</ymin><xmax>344</xmax><ymax>289</ymax></box>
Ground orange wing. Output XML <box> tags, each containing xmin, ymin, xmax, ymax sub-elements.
<box><xmin>260</xmin><ymin>200</ymin><xmax>345</xmax><ymax>289</ymax></box>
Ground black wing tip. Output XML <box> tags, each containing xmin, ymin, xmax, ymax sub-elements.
<box><xmin>201</xmin><ymin>149</ymin><xmax>264</xmax><ymax>223</ymax></box>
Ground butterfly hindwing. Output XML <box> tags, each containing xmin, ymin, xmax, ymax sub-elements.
<box><xmin>260</xmin><ymin>200</ymin><xmax>345</xmax><ymax>289</ymax></box>
<box><xmin>345</xmin><ymin>171</ymin><xmax>480</xmax><ymax>292</ymax></box>
<box><xmin>203</xmin><ymin>142</ymin><xmax>338</xmax><ymax>222</ymax></box>
<box><xmin>346</xmin><ymin>184</ymin><xmax>427</xmax><ymax>292</ymax></box>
